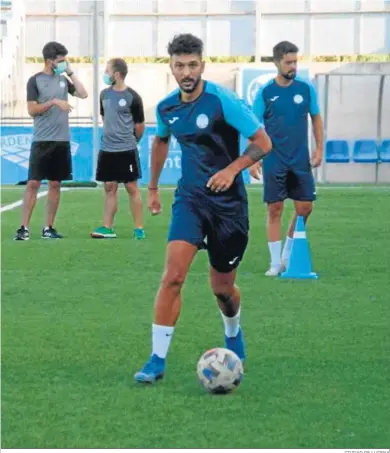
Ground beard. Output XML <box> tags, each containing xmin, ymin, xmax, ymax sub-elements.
<box><xmin>179</xmin><ymin>75</ymin><xmax>202</xmax><ymax>93</ymax></box>
<box><xmin>281</xmin><ymin>71</ymin><xmax>296</xmax><ymax>80</ymax></box>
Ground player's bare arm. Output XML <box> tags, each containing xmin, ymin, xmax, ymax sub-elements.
<box><xmin>207</xmin><ymin>128</ymin><xmax>272</xmax><ymax>192</ymax></box>
<box><xmin>247</xmin><ymin>131</ymin><xmax>268</xmax><ymax>181</ymax></box>
<box><xmin>27</xmin><ymin>100</ymin><xmax>54</xmax><ymax>116</ymax></box>
<box><xmin>311</xmin><ymin>113</ymin><xmax>324</xmax><ymax>168</ymax></box>
<box><xmin>65</xmin><ymin>62</ymin><xmax>88</xmax><ymax>99</ymax></box>
<box><xmin>27</xmin><ymin>99</ymin><xmax>74</xmax><ymax>117</ymax></box>
<box><xmin>148</xmin><ymin>136</ymin><xmax>170</xmax><ymax>214</ymax></box>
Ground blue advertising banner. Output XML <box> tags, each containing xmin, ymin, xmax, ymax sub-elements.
<box><xmin>138</xmin><ymin>126</ymin><xmax>182</xmax><ymax>186</ymax></box>
<box><xmin>1</xmin><ymin>126</ymin><xmax>96</xmax><ymax>184</ymax></box>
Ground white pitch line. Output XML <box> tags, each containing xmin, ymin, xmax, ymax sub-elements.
<box><xmin>0</xmin><ymin>188</ymin><xmax>71</xmax><ymax>214</ymax></box>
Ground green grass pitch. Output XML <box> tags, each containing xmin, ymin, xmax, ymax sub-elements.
<box><xmin>1</xmin><ymin>186</ymin><xmax>390</xmax><ymax>448</ymax></box>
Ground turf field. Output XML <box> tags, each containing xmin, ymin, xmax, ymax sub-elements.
<box><xmin>1</xmin><ymin>186</ymin><xmax>390</xmax><ymax>448</ymax></box>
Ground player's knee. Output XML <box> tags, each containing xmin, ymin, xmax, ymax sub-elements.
<box><xmin>268</xmin><ymin>202</ymin><xmax>283</xmax><ymax>220</ymax></box>
<box><xmin>296</xmin><ymin>202</ymin><xmax>313</xmax><ymax>217</ymax></box>
<box><xmin>161</xmin><ymin>268</ymin><xmax>186</xmax><ymax>291</ymax></box>
<box><xmin>27</xmin><ymin>180</ymin><xmax>41</xmax><ymax>192</ymax></box>
<box><xmin>211</xmin><ymin>279</ymin><xmax>235</xmax><ymax>300</ymax></box>
<box><xmin>48</xmin><ymin>181</ymin><xmax>60</xmax><ymax>191</ymax></box>
<box><xmin>213</xmin><ymin>290</ymin><xmax>234</xmax><ymax>304</ymax></box>
<box><xmin>126</xmin><ymin>183</ymin><xmax>139</xmax><ymax>197</ymax></box>
<box><xmin>104</xmin><ymin>182</ymin><xmax>117</xmax><ymax>194</ymax></box>
<box><xmin>210</xmin><ymin>268</ymin><xmax>236</xmax><ymax>296</ymax></box>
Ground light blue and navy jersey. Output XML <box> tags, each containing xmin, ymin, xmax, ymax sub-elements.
<box><xmin>253</xmin><ymin>77</ymin><xmax>320</xmax><ymax>169</ymax></box>
<box><xmin>156</xmin><ymin>80</ymin><xmax>263</xmax><ymax>211</ymax></box>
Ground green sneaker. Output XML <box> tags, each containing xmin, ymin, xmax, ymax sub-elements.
<box><xmin>91</xmin><ymin>226</ymin><xmax>117</xmax><ymax>239</ymax></box>
<box><xmin>133</xmin><ymin>228</ymin><xmax>146</xmax><ymax>240</ymax></box>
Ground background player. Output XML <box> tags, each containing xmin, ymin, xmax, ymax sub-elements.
<box><xmin>91</xmin><ymin>58</ymin><xmax>146</xmax><ymax>239</ymax></box>
<box><xmin>250</xmin><ymin>41</ymin><xmax>323</xmax><ymax>276</ymax></box>
<box><xmin>135</xmin><ymin>34</ymin><xmax>272</xmax><ymax>383</ymax></box>
<box><xmin>14</xmin><ymin>41</ymin><xmax>88</xmax><ymax>241</ymax></box>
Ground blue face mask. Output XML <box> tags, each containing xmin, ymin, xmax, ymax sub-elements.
<box><xmin>53</xmin><ymin>61</ymin><xmax>67</xmax><ymax>75</ymax></box>
<box><xmin>103</xmin><ymin>73</ymin><xmax>113</xmax><ymax>85</ymax></box>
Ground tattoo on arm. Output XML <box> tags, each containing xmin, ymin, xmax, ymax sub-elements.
<box><xmin>243</xmin><ymin>143</ymin><xmax>267</xmax><ymax>162</ymax></box>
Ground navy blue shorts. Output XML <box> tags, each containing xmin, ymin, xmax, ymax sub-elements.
<box><xmin>168</xmin><ymin>198</ymin><xmax>249</xmax><ymax>273</ymax></box>
<box><xmin>263</xmin><ymin>165</ymin><xmax>316</xmax><ymax>204</ymax></box>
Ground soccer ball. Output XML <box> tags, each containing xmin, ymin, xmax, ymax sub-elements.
<box><xmin>197</xmin><ymin>347</ymin><xmax>244</xmax><ymax>394</ymax></box>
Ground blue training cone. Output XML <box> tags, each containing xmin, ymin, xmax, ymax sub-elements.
<box><xmin>280</xmin><ymin>216</ymin><xmax>318</xmax><ymax>280</ymax></box>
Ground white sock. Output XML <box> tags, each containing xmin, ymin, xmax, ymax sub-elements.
<box><xmin>282</xmin><ymin>236</ymin><xmax>294</xmax><ymax>262</ymax></box>
<box><xmin>268</xmin><ymin>241</ymin><xmax>282</xmax><ymax>268</ymax></box>
<box><xmin>152</xmin><ymin>324</ymin><xmax>174</xmax><ymax>359</ymax></box>
<box><xmin>220</xmin><ymin>307</ymin><xmax>241</xmax><ymax>338</ymax></box>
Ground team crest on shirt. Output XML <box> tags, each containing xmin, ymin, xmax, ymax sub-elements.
<box><xmin>196</xmin><ymin>114</ymin><xmax>209</xmax><ymax>129</ymax></box>
<box><xmin>59</xmin><ymin>81</ymin><xmax>66</xmax><ymax>88</ymax></box>
<box><xmin>118</xmin><ymin>99</ymin><xmax>127</xmax><ymax>107</ymax></box>
<box><xmin>294</xmin><ymin>94</ymin><xmax>304</xmax><ymax>104</ymax></box>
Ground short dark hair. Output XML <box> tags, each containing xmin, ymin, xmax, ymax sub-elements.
<box><xmin>109</xmin><ymin>58</ymin><xmax>128</xmax><ymax>79</ymax></box>
<box><xmin>167</xmin><ymin>33</ymin><xmax>203</xmax><ymax>57</ymax></box>
<box><xmin>273</xmin><ymin>41</ymin><xmax>299</xmax><ymax>61</ymax></box>
<box><xmin>42</xmin><ymin>41</ymin><xmax>68</xmax><ymax>60</ymax></box>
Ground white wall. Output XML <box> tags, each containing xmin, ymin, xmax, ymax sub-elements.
<box><xmin>23</xmin><ymin>0</ymin><xmax>390</xmax><ymax>57</ymax></box>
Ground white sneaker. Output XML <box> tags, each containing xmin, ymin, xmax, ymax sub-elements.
<box><xmin>265</xmin><ymin>266</ymin><xmax>281</xmax><ymax>277</ymax></box>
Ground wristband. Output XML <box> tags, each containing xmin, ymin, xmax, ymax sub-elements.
<box><xmin>148</xmin><ymin>187</ymin><xmax>158</xmax><ymax>190</ymax></box>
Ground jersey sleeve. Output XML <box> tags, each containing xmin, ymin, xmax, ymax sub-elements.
<box><xmin>26</xmin><ymin>76</ymin><xmax>39</xmax><ymax>102</ymax></box>
<box><xmin>218</xmin><ymin>87</ymin><xmax>263</xmax><ymax>139</ymax></box>
<box><xmin>67</xmin><ymin>79</ymin><xmax>76</xmax><ymax>96</ymax></box>
<box><xmin>99</xmin><ymin>91</ymin><xmax>104</xmax><ymax>117</ymax></box>
<box><xmin>156</xmin><ymin>106</ymin><xmax>170</xmax><ymax>138</ymax></box>
<box><xmin>130</xmin><ymin>90</ymin><xmax>145</xmax><ymax>124</ymax></box>
<box><xmin>253</xmin><ymin>87</ymin><xmax>266</xmax><ymax>122</ymax></box>
<box><xmin>308</xmin><ymin>82</ymin><xmax>320</xmax><ymax>115</ymax></box>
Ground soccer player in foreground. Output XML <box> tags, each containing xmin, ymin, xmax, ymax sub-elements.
<box><xmin>91</xmin><ymin>58</ymin><xmax>146</xmax><ymax>239</ymax></box>
<box><xmin>135</xmin><ymin>34</ymin><xmax>272</xmax><ymax>383</ymax></box>
<box><xmin>14</xmin><ymin>41</ymin><xmax>88</xmax><ymax>240</ymax></box>
<box><xmin>250</xmin><ymin>41</ymin><xmax>324</xmax><ymax>276</ymax></box>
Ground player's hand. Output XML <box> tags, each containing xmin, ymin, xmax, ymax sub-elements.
<box><xmin>206</xmin><ymin>168</ymin><xmax>236</xmax><ymax>193</ymax></box>
<box><xmin>53</xmin><ymin>99</ymin><xmax>73</xmax><ymax>112</ymax></box>
<box><xmin>148</xmin><ymin>189</ymin><xmax>162</xmax><ymax>215</ymax></box>
<box><xmin>311</xmin><ymin>149</ymin><xmax>323</xmax><ymax>168</ymax></box>
<box><xmin>65</xmin><ymin>61</ymin><xmax>73</xmax><ymax>76</ymax></box>
<box><xmin>249</xmin><ymin>161</ymin><xmax>262</xmax><ymax>180</ymax></box>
